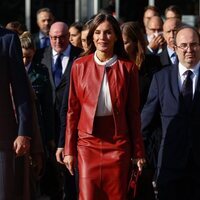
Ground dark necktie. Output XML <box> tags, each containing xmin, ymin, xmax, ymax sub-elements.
<box><xmin>53</xmin><ymin>54</ymin><xmax>62</xmax><ymax>87</ymax></box>
<box><xmin>171</xmin><ymin>52</ymin><xmax>178</xmax><ymax>65</ymax></box>
<box><xmin>181</xmin><ymin>70</ymin><xmax>193</xmax><ymax>110</ymax></box>
<box><xmin>41</xmin><ymin>36</ymin><xmax>50</xmax><ymax>48</ymax></box>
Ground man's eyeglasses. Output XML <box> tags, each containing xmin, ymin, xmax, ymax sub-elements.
<box><xmin>50</xmin><ymin>35</ymin><xmax>67</xmax><ymax>41</ymax></box>
<box><xmin>176</xmin><ymin>43</ymin><xmax>200</xmax><ymax>51</ymax></box>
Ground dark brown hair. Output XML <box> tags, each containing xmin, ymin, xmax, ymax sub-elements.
<box><xmin>5</xmin><ymin>21</ymin><xmax>27</xmax><ymax>35</ymax></box>
<box><xmin>69</xmin><ymin>21</ymin><xmax>83</xmax><ymax>33</ymax></box>
<box><xmin>144</xmin><ymin>5</ymin><xmax>160</xmax><ymax>16</ymax></box>
<box><xmin>121</xmin><ymin>21</ymin><xmax>146</xmax><ymax>68</ymax></box>
<box><xmin>83</xmin><ymin>13</ymin><xmax>128</xmax><ymax>59</ymax></box>
<box><xmin>165</xmin><ymin>5</ymin><xmax>182</xmax><ymax>20</ymax></box>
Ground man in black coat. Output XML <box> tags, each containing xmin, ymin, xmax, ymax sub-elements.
<box><xmin>0</xmin><ymin>27</ymin><xmax>32</xmax><ymax>199</ymax></box>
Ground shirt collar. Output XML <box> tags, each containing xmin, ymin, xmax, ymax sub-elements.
<box><xmin>52</xmin><ymin>44</ymin><xmax>71</xmax><ymax>57</ymax></box>
<box><xmin>39</xmin><ymin>31</ymin><xmax>47</xmax><ymax>39</ymax></box>
<box><xmin>167</xmin><ymin>47</ymin><xmax>175</xmax><ymax>57</ymax></box>
<box><xmin>179</xmin><ymin>61</ymin><xmax>200</xmax><ymax>77</ymax></box>
<box><xmin>94</xmin><ymin>51</ymin><xmax>117</xmax><ymax>67</ymax></box>
<box><xmin>25</xmin><ymin>62</ymin><xmax>32</xmax><ymax>73</ymax></box>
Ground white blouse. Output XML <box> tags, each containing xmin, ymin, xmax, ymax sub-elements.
<box><xmin>94</xmin><ymin>51</ymin><xmax>117</xmax><ymax>116</ymax></box>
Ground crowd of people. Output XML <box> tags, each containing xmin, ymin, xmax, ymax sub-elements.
<box><xmin>1</xmin><ymin>3</ymin><xmax>200</xmax><ymax>200</ymax></box>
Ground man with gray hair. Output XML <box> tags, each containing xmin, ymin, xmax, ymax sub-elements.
<box><xmin>33</xmin><ymin>7</ymin><xmax>55</xmax><ymax>49</ymax></box>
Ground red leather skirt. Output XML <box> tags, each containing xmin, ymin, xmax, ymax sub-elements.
<box><xmin>77</xmin><ymin>115</ymin><xmax>131</xmax><ymax>200</ymax></box>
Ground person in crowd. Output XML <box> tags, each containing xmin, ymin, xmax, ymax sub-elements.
<box><xmin>0</xmin><ymin>26</ymin><xmax>32</xmax><ymax>199</ymax></box>
<box><xmin>19</xmin><ymin>31</ymin><xmax>55</xmax><ymax>199</ymax></box>
<box><xmin>81</xmin><ymin>20</ymin><xmax>93</xmax><ymax>52</ymax></box>
<box><xmin>69</xmin><ymin>21</ymin><xmax>83</xmax><ymax>49</ymax></box>
<box><xmin>57</xmin><ymin>19</ymin><xmax>93</xmax><ymax>162</ymax></box>
<box><xmin>63</xmin><ymin>13</ymin><xmax>146</xmax><ymax>200</ymax></box>
<box><xmin>146</xmin><ymin>16</ymin><xmax>166</xmax><ymax>55</ymax></box>
<box><xmin>81</xmin><ymin>24</ymin><xmax>90</xmax><ymax>52</ymax></box>
<box><xmin>5</xmin><ymin>21</ymin><xmax>27</xmax><ymax>35</ymax></box>
<box><xmin>159</xmin><ymin>18</ymin><xmax>182</xmax><ymax>68</ymax></box>
<box><xmin>141</xmin><ymin>25</ymin><xmax>200</xmax><ymax>200</ymax></box>
<box><xmin>121</xmin><ymin>21</ymin><xmax>162</xmax><ymax>200</ymax></box>
<box><xmin>32</xmin><ymin>7</ymin><xmax>55</xmax><ymax>49</ymax></box>
<box><xmin>35</xmin><ymin>21</ymin><xmax>82</xmax><ymax>200</ymax></box>
<box><xmin>143</xmin><ymin>5</ymin><xmax>160</xmax><ymax>34</ymax></box>
<box><xmin>164</xmin><ymin>5</ymin><xmax>182</xmax><ymax>20</ymax></box>
<box><xmin>121</xmin><ymin>21</ymin><xmax>162</xmax><ymax>109</ymax></box>
<box><xmin>20</xmin><ymin>32</ymin><xmax>54</xmax><ymax>147</ymax></box>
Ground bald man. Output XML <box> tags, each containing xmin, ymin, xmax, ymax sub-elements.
<box><xmin>159</xmin><ymin>18</ymin><xmax>182</xmax><ymax>67</ymax></box>
<box><xmin>35</xmin><ymin>21</ymin><xmax>82</xmax><ymax>200</ymax></box>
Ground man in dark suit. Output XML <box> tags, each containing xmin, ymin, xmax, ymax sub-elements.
<box><xmin>0</xmin><ymin>27</ymin><xmax>32</xmax><ymax>199</ymax></box>
<box><xmin>145</xmin><ymin>16</ymin><xmax>165</xmax><ymax>55</ymax></box>
<box><xmin>141</xmin><ymin>25</ymin><xmax>200</xmax><ymax>200</ymax></box>
<box><xmin>159</xmin><ymin>18</ymin><xmax>182</xmax><ymax>68</ymax></box>
<box><xmin>32</xmin><ymin>8</ymin><xmax>55</xmax><ymax>49</ymax></box>
<box><xmin>35</xmin><ymin>21</ymin><xmax>82</xmax><ymax>200</ymax></box>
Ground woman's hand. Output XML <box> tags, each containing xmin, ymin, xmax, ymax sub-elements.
<box><xmin>133</xmin><ymin>158</ymin><xmax>146</xmax><ymax>171</ymax></box>
<box><xmin>63</xmin><ymin>155</ymin><xmax>75</xmax><ymax>175</ymax></box>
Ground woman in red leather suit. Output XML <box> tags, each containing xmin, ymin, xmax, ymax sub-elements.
<box><xmin>63</xmin><ymin>13</ymin><xmax>146</xmax><ymax>200</ymax></box>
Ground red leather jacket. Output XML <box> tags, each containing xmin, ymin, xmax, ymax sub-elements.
<box><xmin>64</xmin><ymin>54</ymin><xmax>145</xmax><ymax>158</ymax></box>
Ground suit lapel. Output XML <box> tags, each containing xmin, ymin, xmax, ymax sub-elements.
<box><xmin>43</xmin><ymin>47</ymin><xmax>55</xmax><ymax>90</ymax></box>
<box><xmin>59</xmin><ymin>46</ymin><xmax>80</xmax><ymax>86</ymax></box>
<box><xmin>169</xmin><ymin>65</ymin><xmax>180</xmax><ymax>101</ymax></box>
<box><xmin>160</xmin><ymin>48</ymin><xmax>172</xmax><ymax>67</ymax></box>
<box><xmin>192</xmin><ymin>67</ymin><xmax>200</xmax><ymax>108</ymax></box>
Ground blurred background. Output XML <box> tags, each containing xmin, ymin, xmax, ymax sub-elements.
<box><xmin>0</xmin><ymin>0</ymin><xmax>199</xmax><ymax>33</ymax></box>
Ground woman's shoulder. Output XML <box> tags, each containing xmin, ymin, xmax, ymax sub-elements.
<box><xmin>118</xmin><ymin>57</ymin><xmax>134</xmax><ymax>64</ymax></box>
<box><xmin>74</xmin><ymin>54</ymin><xmax>94</xmax><ymax>64</ymax></box>
<box><xmin>117</xmin><ymin>57</ymin><xmax>137</xmax><ymax>71</ymax></box>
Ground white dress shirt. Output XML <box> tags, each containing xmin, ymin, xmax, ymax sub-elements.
<box><xmin>167</xmin><ymin>47</ymin><xmax>177</xmax><ymax>65</ymax></box>
<box><xmin>178</xmin><ymin>61</ymin><xmax>200</xmax><ymax>97</ymax></box>
<box><xmin>52</xmin><ymin>44</ymin><xmax>71</xmax><ymax>74</ymax></box>
<box><xmin>94</xmin><ymin>51</ymin><xmax>117</xmax><ymax>116</ymax></box>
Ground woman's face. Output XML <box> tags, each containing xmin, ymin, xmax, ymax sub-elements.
<box><xmin>81</xmin><ymin>29</ymin><xmax>89</xmax><ymax>52</ymax></box>
<box><xmin>22</xmin><ymin>48</ymin><xmax>35</xmax><ymax>67</ymax></box>
<box><xmin>93</xmin><ymin>20</ymin><xmax>117</xmax><ymax>56</ymax></box>
<box><xmin>69</xmin><ymin>26</ymin><xmax>82</xmax><ymax>48</ymax></box>
<box><xmin>122</xmin><ymin>33</ymin><xmax>136</xmax><ymax>58</ymax></box>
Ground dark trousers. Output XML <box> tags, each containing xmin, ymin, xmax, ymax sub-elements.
<box><xmin>157</xmin><ymin>156</ymin><xmax>200</xmax><ymax>200</ymax></box>
<box><xmin>0</xmin><ymin>151</ymin><xmax>15</xmax><ymax>200</ymax></box>
<box><xmin>63</xmin><ymin>165</ymin><xmax>77</xmax><ymax>200</ymax></box>
<box><xmin>134</xmin><ymin>168</ymin><xmax>156</xmax><ymax>200</ymax></box>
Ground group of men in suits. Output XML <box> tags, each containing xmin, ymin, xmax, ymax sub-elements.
<box><xmin>142</xmin><ymin>5</ymin><xmax>200</xmax><ymax>199</ymax></box>
<box><xmin>142</xmin><ymin>24</ymin><xmax>200</xmax><ymax>200</ymax></box>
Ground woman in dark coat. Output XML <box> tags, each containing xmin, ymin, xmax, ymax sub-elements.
<box><xmin>63</xmin><ymin>13</ymin><xmax>145</xmax><ymax>200</ymax></box>
<box><xmin>121</xmin><ymin>21</ymin><xmax>162</xmax><ymax>200</ymax></box>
